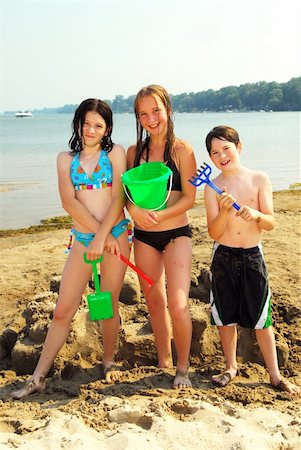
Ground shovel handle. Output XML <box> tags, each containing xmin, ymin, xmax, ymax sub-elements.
<box><xmin>83</xmin><ymin>254</ymin><xmax>103</xmax><ymax>264</ymax></box>
<box><xmin>83</xmin><ymin>253</ymin><xmax>103</xmax><ymax>294</ymax></box>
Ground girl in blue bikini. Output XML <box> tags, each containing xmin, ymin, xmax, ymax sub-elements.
<box><xmin>12</xmin><ymin>99</ymin><xmax>131</xmax><ymax>399</ymax></box>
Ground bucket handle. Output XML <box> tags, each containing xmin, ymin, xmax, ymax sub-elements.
<box><xmin>123</xmin><ymin>172</ymin><xmax>173</xmax><ymax>211</ymax></box>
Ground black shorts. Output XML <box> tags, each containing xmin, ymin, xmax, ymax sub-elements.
<box><xmin>210</xmin><ymin>243</ymin><xmax>272</xmax><ymax>329</ymax></box>
<box><xmin>134</xmin><ymin>225</ymin><xmax>192</xmax><ymax>252</ymax></box>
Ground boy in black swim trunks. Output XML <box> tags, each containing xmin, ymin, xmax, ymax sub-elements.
<box><xmin>203</xmin><ymin>125</ymin><xmax>300</xmax><ymax>396</ymax></box>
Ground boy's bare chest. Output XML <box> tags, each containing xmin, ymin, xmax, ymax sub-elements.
<box><xmin>221</xmin><ymin>179</ymin><xmax>260</xmax><ymax>209</ymax></box>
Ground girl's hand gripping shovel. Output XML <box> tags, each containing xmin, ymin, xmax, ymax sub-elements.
<box><xmin>83</xmin><ymin>253</ymin><xmax>113</xmax><ymax>320</ymax></box>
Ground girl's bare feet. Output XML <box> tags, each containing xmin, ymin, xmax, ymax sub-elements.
<box><xmin>173</xmin><ymin>368</ymin><xmax>191</xmax><ymax>389</ymax></box>
<box><xmin>271</xmin><ymin>377</ymin><xmax>300</xmax><ymax>396</ymax></box>
<box><xmin>12</xmin><ymin>377</ymin><xmax>46</xmax><ymax>400</ymax></box>
<box><xmin>103</xmin><ymin>362</ymin><xmax>123</xmax><ymax>383</ymax></box>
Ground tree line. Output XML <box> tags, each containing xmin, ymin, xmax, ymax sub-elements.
<box><xmin>31</xmin><ymin>77</ymin><xmax>300</xmax><ymax>114</ymax></box>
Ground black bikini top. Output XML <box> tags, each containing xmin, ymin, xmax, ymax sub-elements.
<box><xmin>134</xmin><ymin>138</ymin><xmax>182</xmax><ymax>192</ymax></box>
<box><xmin>166</xmin><ymin>158</ymin><xmax>182</xmax><ymax>191</ymax></box>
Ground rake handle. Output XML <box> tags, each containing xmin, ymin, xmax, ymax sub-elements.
<box><xmin>189</xmin><ymin>163</ymin><xmax>241</xmax><ymax>211</ymax></box>
<box><xmin>207</xmin><ymin>180</ymin><xmax>240</xmax><ymax>210</ymax></box>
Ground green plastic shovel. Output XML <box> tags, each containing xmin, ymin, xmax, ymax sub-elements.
<box><xmin>83</xmin><ymin>253</ymin><xmax>113</xmax><ymax>320</ymax></box>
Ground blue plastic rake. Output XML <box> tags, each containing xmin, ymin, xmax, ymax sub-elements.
<box><xmin>188</xmin><ymin>162</ymin><xmax>240</xmax><ymax>211</ymax></box>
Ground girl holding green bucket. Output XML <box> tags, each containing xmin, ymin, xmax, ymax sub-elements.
<box><xmin>12</xmin><ymin>99</ymin><xmax>130</xmax><ymax>399</ymax></box>
<box><xmin>126</xmin><ymin>85</ymin><xmax>197</xmax><ymax>389</ymax></box>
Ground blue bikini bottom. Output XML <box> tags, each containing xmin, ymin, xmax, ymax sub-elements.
<box><xmin>66</xmin><ymin>219</ymin><xmax>132</xmax><ymax>252</ymax></box>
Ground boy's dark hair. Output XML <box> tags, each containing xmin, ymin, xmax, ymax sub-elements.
<box><xmin>205</xmin><ymin>125</ymin><xmax>240</xmax><ymax>154</ymax></box>
<box><xmin>69</xmin><ymin>98</ymin><xmax>114</xmax><ymax>154</ymax></box>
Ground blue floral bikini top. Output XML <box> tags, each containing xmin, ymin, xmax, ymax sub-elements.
<box><xmin>70</xmin><ymin>151</ymin><xmax>113</xmax><ymax>190</ymax></box>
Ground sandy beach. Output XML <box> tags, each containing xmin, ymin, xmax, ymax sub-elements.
<box><xmin>0</xmin><ymin>190</ymin><xmax>300</xmax><ymax>449</ymax></box>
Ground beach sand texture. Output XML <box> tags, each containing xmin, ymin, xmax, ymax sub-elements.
<box><xmin>0</xmin><ymin>191</ymin><xmax>300</xmax><ymax>449</ymax></box>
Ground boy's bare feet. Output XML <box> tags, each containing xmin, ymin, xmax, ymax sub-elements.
<box><xmin>271</xmin><ymin>377</ymin><xmax>300</xmax><ymax>396</ymax></box>
<box><xmin>103</xmin><ymin>362</ymin><xmax>123</xmax><ymax>383</ymax></box>
<box><xmin>211</xmin><ymin>368</ymin><xmax>237</xmax><ymax>387</ymax></box>
<box><xmin>12</xmin><ymin>377</ymin><xmax>46</xmax><ymax>400</ymax></box>
<box><xmin>173</xmin><ymin>369</ymin><xmax>191</xmax><ymax>389</ymax></box>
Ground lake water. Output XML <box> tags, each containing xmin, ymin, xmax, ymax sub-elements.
<box><xmin>0</xmin><ymin>112</ymin><xmax>300</xmax><ymax>229</ymax></box>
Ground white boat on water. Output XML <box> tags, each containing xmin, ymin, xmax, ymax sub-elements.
<box><xmin>15</xmin><ymin>111</ymin><xmax>33</xmax><ymax>118</ymax></box>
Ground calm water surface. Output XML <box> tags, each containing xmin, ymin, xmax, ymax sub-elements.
<box><xmin>0</xmin><ymin>112</ymin><xmax>300</xmax><ymax>229</ymax></box>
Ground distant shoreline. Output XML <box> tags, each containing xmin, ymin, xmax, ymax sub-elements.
<box><xmin>2</xmin><ymin>110</ymin><xmax>300</xmax><ymax>116</ymax></box>
<box><xmin>2</xmin><ymin>77</ymin><xmax>300</xmax><ymax>115</ymax></box>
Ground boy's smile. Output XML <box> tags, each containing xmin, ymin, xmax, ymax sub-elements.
<box><xmin>210</xmin><ymin>137</ymin><xmax>241</xmax><ymax>171</ymax></box>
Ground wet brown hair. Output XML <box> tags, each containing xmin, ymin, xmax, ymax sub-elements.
<box><xmin>205</xmin><ymin>125</ymin><xmax>240</xmax><ymax>154</ymax></box>
<box><xmin>69</xmin><ymin>98</ymin><xmax>114</xmax><ymax>154</ymax></box>
<box><xmin>133</xmin><ymin>85</ymin><xmax>175</xmax><ymax>167</ymax></box>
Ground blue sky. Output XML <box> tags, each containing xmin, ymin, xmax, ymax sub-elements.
<box><xmin>1</xmin><ymin>0</ymin><xmax>300</xmax><ymax>111</ymax></box>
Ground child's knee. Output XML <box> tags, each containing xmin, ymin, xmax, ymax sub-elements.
<box><xmin>146</xmin><ymin>295</ymin><xmax>167</xmax><ymax>315</ymax></box>
<box><xmin>169</xmin><ymin>301</ymin><xmax>190</xmax><ymax>322</ymax></box>
<box><xmin>53</xmin><ymin>303</ymin><xmax>76</xmax><ymax>323</ymax></box>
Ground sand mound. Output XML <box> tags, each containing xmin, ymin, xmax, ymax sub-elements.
<box><xmin>0</xmin><ymin>191</ymin><xmax>300</xmax><ymax>449</ymax></box>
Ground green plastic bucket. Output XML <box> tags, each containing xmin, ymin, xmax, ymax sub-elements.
<box><xmin>121</xmin><ymin>162</ymin><xmax>172</xmax><ymax>210</ymax></box>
